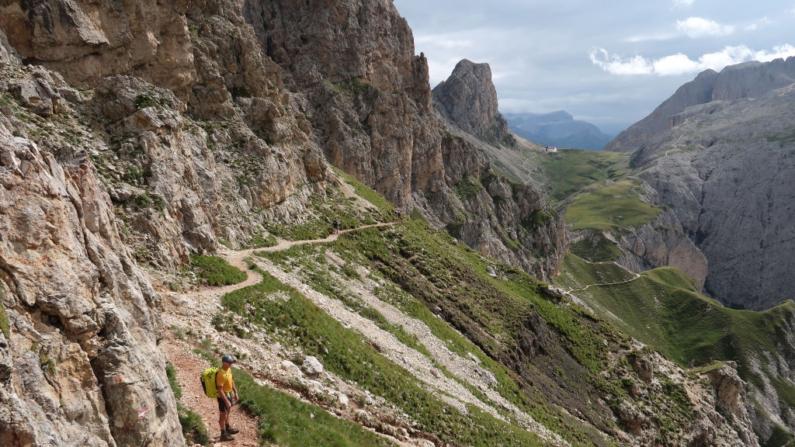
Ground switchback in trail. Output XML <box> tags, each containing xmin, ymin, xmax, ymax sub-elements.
<box><xmin>166</xmin><ymin>222</ymin><xmax>400</xmax><ymax>446</ymax></box>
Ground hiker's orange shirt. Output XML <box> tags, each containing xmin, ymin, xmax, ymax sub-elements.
<box><xmin>216</xmin><ymin>368</ymin><xmax>234</xmax><ymax>394</ymax></box>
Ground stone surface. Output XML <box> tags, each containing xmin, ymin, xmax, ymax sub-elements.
<box><xmin>614</xmin><ymin>208</ymin><xmax>708</xmax><ymax>290</ymax></box>
<box><xmin>630</xmin><ymin>83</ymin><xmax>795</xmax><ymax>310</ymax></box>
<box><xmin>433</xmin><ymin>60</ymin><xmax>515</xmax><ymax>147</ymax></box>
<box><xmin>0</xmin><ymin>118</ymin><xmax>182</xmax><ymax>445</ymax></box>
<box><xmin>301</xmin><ymin>356</ymin><xmax>324</xmax><ymax>377</ymax></box>
<box><xmin>0</xmin><ymin>0</ymin><xmax>197</xmax><ymax>98</ymax></box>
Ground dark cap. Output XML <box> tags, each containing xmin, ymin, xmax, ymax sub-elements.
<box><xmin>221</xmin><ymin>355</ymin><xmax>236</xmax><ymax>364</ymax></box>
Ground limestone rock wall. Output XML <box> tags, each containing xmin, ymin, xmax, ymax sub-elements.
<box><xmin>630</xmin><ymin>84</ymin><xmax>795</xmax><ymax>310</ymax></box>
<box><xmin>0</xmin><ymin>81</ymin><xmax>182</xmax><ymax>446</ymax></box>
<box><xmin>0</xmin><ymin>0</ymin><xmax>197</xmax><ymax>97</ymax></box>
<box><xmin>616</xmin><ymin>210</ymin><xmax>708</xmax><ymax>290</ymax></box>
<box><xmin>433</xmin><ymin>59</ymin><xmax>515</xmax><ymax>147</ymax></box>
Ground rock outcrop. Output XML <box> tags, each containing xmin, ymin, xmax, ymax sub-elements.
<box><xmin>433</xmin><ymin>59</ymin><xmax>515</xmax><ymax>147</ymax></box>
<box><xmin>0</xmin><ymin>0</ymin><xmax>197</xmax><ymax>97</ymax></box>
<box><xmin>243</xmin><ymin>3</ymin><xmax>564</xmax><ymax>280</ymax></box>
<box><xmin>616</xmin><ymin>210</ymin><xmax>708</xmax><ymax>290</ymax></box>
<box><xmin>630</xmin><ymin>82</ymin><xmax>795</xmax><ymax>310</ymax></box>
<box><xmin>0</xmin><ymin>68</ymin><xmax>181</xmax><ymax>445</ymax></box>
<box><xmin>606</xmin><ymin>57</ymin><xmax>795</xmax><ymax>152</ymax></box>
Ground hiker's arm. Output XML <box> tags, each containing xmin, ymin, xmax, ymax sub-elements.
<box><xmin>233</xmin><ymin>382</ymin><xmax>239</xmax><ymax>400</ymax></box>
<box><xmin>217</xmin><ymin>375</ymin><xmax>231</xmax><ymax>408</ymax></box>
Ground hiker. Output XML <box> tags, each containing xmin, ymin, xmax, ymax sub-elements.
<box><xmin>216</xmin><ymin>355</ymin><xmax>240</xmax><ymax>441</ymax></box>
<box><xmin>396</xmin><ymin>209</ymin><xmax>402</xmax><ymax>221</ymax></box>
<box><xmin>332</xmin><ymin>219</ymin><xmax>339</xmax><ymax>235</ymax></box>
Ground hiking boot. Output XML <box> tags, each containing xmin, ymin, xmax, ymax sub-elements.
<box><xmin>226</xmin><ymin>426</ymin><xmax>240</xmax><ymax>434</ymax></box>
<box><xmin>220</xmin><ymin>431</ymin><xmax>235</xmax><ymax>441</ymax></box>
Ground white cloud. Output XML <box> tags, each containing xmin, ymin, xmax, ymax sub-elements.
<box><xmin>626</xmin><ymin>33</ymin><xmax>677</xmax><ymax>43</ymax></box>
<box><xmin>591</xmin><ymin>45</ymin><xmax>795</xmax><ymax>76</ymax></box>
<box><xmin>676</xmin><ymin>17</ymin><xmax>735</xmax><ymax>38</ymax></box>
<box><xmin>673</xmin><ymin>0</ymin><xmax>695</xmax><ymax>9</ymax></box>
<box><xmin>415</xmin><ymin>35</ymin><xmax>473</xmax><ymax>49</ymax></box>
<box><xmin>589</xmin><ymin>49</ymin><xmax>653</xmax><ymax>75</ymax></box>
<box><xmin>745</xmin><ymin>17</ymin><xmax>773</xmax><ymax>32</ymax></box>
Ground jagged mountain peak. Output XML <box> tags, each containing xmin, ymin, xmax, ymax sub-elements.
<box><xmin>606</xmin><ymin>56</ymin><xmax>795</xmax><ymax>152</ymax></box>
<box><xmin>432</xmin><ymin>58</ymin><xmax>515</xmax><ymax>146</ymax></box>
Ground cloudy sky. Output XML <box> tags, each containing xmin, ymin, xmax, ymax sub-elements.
<box><xmin>392</xmin><ymin>0</ymin><xmax>795</xmax><ymax>135</ymax></box>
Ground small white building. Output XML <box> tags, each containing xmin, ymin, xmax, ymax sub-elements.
<box><xmin>545</xmin><ymin>146</ymin><xmax>558</xmax><ymax>153</ymax></box>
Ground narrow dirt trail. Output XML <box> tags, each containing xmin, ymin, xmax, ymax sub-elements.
<box><xmin>167</xmin><ymin>222</ymin><xmax>398</xmax><ymax>446</ymax></box>
<box><xmin>165</xmin><ymin>341</ymin><xmax>261</xmax><ymax>447</ymax></box>
<box><xmin>565</xmin><ymin>261</ymin><xmax>642</xmax><ymax>293</ymax></box>
<box><xmin>185</xmin><ymin>222</ymin><xmax>396</xmax><ymax>300</ymax></box>
<box><xmin>568</xmin><ymin>275</ymin><xmax>641</xmax><ymax>293</ymax></box>
<box><xmin>257</xmin><ymin>222</ymin><xmax>397</xmax><ymax>253</ymax></box>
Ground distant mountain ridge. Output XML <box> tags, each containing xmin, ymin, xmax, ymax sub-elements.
<box><xmin>504</xmin><ymin>111</ymin><xmax>613</xmax><ymax>151</ymax></box>
<box><xmin>605</xmin><ymin>56</ymin><xmax>795</xmax><ymax>152</ymax></box>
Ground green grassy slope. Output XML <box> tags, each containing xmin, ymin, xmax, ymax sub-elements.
<box><xmin>221</xmin><ymin>268</ymin><xmax>547</xmax><ymax>447</ymax></box>
<box><xmin>569</xmin><ymin>235</ymin><xmax>624</xmax><ymax>262</ymax></box>
<box><xmin>556</xmin><ymin>254</ymin><xmax>636</xmax><ymax>290</ymax></box>
<box><xmin>530</xmin><ymin>149</ymin><xmax>628</xmax><ymax>202</ymax></box>
<box><xmin>558</xmin><ymin>255</ymin><xmax>795</xmax><ymax>408</ymax></box>
<box><xmin>256</xmin><ymin>215</ymin><xmax>716</xmax><ymax>445</ymax></box>
<box><xmin>212</xmin><ymin>173</ymin><xmax>735</xmax><ymax>446</ymax></box>
<box><xmin>565</xmin><ymin>179</ymin><xmax>661</xmax><ymax>232</ymax></box>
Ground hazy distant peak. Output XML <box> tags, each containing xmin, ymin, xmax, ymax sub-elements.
<box><xmin>503</xmin><ymin>111</ymin><xmax>612</xmax><ymax>151</ymax></box>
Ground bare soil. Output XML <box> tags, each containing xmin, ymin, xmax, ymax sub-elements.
<box><xmin>165</xmin><ymin>339</ymin><xmax>261</xmax><ymax>447</ymax></box>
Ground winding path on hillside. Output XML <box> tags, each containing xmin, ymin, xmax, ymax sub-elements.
<box><xmin>560</xmin><ymin>259</ymin><xmax>643</xmax><ymax>296</ymax></box>
<box><xmin>167</xmin><ymin>222</ymin><xmax>400</xmax><ymax>446</ymax></box>
<box><xmin>187</xmin><ymin>222</ymin><xmax>397</xmax><ymax>301</ymax></box>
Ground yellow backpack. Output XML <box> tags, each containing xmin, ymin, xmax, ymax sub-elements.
<box><xmin>200</xmin><ymin>367</ymin><xmax>220</xmax><ymax>398</ymax></box>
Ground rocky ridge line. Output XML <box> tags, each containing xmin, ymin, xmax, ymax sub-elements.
<box><xmin>606</xmin><ymin>56</ymin><xmax>795</xmax><ymax>152</ymax></box>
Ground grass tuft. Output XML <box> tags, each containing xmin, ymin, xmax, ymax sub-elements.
<box><xmin>0</xmin><ymin>291</ymin><xmax>9</xmax><ymax>339</ymax></box>
<box><xmin>191</xmin><ymin>255</ymin><xmax>247</xmax><ymax>286</ymax></box>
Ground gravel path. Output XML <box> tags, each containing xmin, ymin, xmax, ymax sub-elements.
<box><xmin>164</xmin><ymin>340</ymin><xmax>261</xmax><ymax>447</ymax></box>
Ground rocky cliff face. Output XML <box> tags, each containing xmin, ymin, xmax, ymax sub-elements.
<box><xmin>617</xmin><ymin>220</ymin><xmax>708</xmax><ymax>290</ymax></box>
<box><xmin>0</xmin><ymin>0</ymin><xmax>197</xmax><ymax>97</ymax></box>
<box><xmin>0</xmin><ymin>1</ymin><xmax>570</xmax><ymax>444</ymax></box>
<box><xmin>0</xmin><ymin>61</ymin><xmax>182</xmax><ymax>446</ymax></box>
<box><xmin>433</xmin><ymin>59</ymin><xmax>515</xmax><ymax>147</ymax></box>
<box><xmin>606</xmin><ymin>57</ymin><xmax>795</xmax><ymax>152</ymax></box>
<box><xmin>630</xmin><ymin>82</ymin><xmax>795</xmax><ymax>310</ymax></box>
<box><xmin>244</xmin><ymin>0</ymin><xmax>434</xmax><ymax>209</ymax></box>
<box><xmin>243</xmin><ymin>3</ymin><xmax>564</xmax><ymax>281</ymax></box>
<box><xmin>0</xmin><ymin>1</ymin><xmax>329</xmax><ymax>443</ymax></box>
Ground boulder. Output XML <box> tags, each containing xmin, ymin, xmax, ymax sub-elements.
<box><xmin>302</xmin><ymin>356</ymin><xmax>324</xmax><ymax>377</ymax></box>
